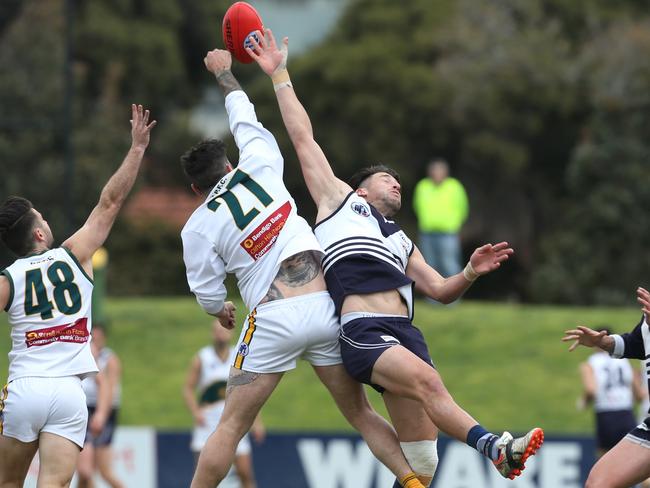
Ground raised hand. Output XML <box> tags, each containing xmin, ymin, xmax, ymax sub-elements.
<box><xmin>204</xmin><ymin>48</ymin><xmax>233</xmax><ymax>75</ymax></box>
<box><xmin>561</xmin><ymin>325</ymin><xmax>612</xmax><ymax>352</ymax></box>
<box><xmin>468</xmin><ymin>242</ymin><xmax>514</xmax><ymax>276</ymax></box>
<box><xmin>637</xmin><ymin>286</ymin><xmax>650</xmax><ymax>319</ymax></box>
<box><xmin>130</xmin><ymin>104</ymin><xmax>156</xmax><ymax>150</ymax></box>
<box><xmin>245</xmin><ymin>28</ymin><xmax>288</xmax><ymax>76</ymax></box>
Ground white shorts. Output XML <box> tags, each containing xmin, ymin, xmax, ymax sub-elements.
<box><xmin>234</xmin><ymin>291</ymin><xmax>342</xmax><ymax>373</ymax></box>
<box><xmin>1</xmin><ymin>376</ymin><xmax>88</xmax><ymax>448</ymax></box>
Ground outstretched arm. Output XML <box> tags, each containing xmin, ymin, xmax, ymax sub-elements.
<box><xmin>62</xmin><ymin>105</ymin><xmax>156</xmax><ymax>275</ymax></box>
<box><xmin>247</xmin><ymin>29</ymin><xmax>350</xmax><ymax>216</ymax></box>
<box><xmin>562</xmin><ymin>325</ymin><xmax>615</xmax><ymax>353</ymax></box>
<box><xmin>204</xmin><ymin>48</ymin><xmax>283</xmax><ymax>174</ymax></box>
<box><xmin>406</xmin><ymin>242</ymin><xmax>514</xmax><ymax>304</ymax></box>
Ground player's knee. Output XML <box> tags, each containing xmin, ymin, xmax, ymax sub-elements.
<box><xmin>401</xmin><ymin>440</ymin><xmax>438</xmax><ymax>487</ymax></box>
<box><xmin>413</xmin><ymin>370</ymin><xmax>447</xmax><ymax>402</ymax></box>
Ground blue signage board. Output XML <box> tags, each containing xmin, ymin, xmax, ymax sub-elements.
<box><xmin>157</xmin><ymin>432</ymin><xmax>596</xmax><ymax>488</ymax></box>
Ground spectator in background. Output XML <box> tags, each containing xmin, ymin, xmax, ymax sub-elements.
<box><xmin>183</xmin><ymin>320</ymin><xmax>264</xmax><ymax>488</ymax></box>
<box><xmin>77</xmin><ymin>323</ymin><xmax>124</xmax><ymax>488</ymax></box>
<box><xmin>576</xmin><ymin>327</ymin><xmax>643</xmax><ymax>460</ymax></box>
<box><xmin>91</xmin><ymin>247</ymin><xmax>109</xmax><ymax>324</ymax></box>
<box><xmin>413</xmin><ymin>159</ymin><xmax>468</xmax><ymax>281</ymax></box>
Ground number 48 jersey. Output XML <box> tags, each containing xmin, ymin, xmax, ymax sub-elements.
<box><xmin>181</xmin><ymin>91</ymin><xmax>321</xmax><ymax>314</ymax></box>
<box><xmin>2</xmin><ymin>247</ymin><xmax>98</xmax><ymax>382</ymax></box>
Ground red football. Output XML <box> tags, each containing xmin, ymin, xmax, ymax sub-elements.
<box><xmin>222</xmin><ymin>2</ymin><xmax>264</xmax><ymax>64</ymax></box>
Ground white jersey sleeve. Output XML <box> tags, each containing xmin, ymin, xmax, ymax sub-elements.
<box><xmin>225</xmin><ymin>90</ymin><xmax>283</xmax><ymax>176</ymax></box>
<box><xmin>182</xmin><ymin>230</ymin><xmax>228</xmax><ymax>315</ymax></box>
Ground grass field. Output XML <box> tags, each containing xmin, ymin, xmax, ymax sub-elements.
<box><xmin>0</xmin><ymin>297</ymin><xmax>644</xmax><ymax>434</ymax></box>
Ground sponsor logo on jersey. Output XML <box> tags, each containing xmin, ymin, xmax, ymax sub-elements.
<box><xmin>238</xmin><ymin>343</ymin><xmax>249</xmax><ymax>357</ymax></box>
<box><xmin>240</xmin><ymin>201</ymin><xmax>292</xmax><ymax>261</ymax></box>
<box><xmin>350</xmin><ymin>202</ymin><xmax>370</xmax><ymax>217</ymax></box>
<box><xmin>24</xmin><ymin>317</ymin><xmax>90</xmax><ymax>348</ymax></box>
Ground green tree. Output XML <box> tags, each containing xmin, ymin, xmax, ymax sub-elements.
<box><xmin>531</xmin><ymin>21</ymin><xmax>650</xmax><ymax>304</ymax></box>
<box><xmin>0</xmin><ymin>0</ymin><xmax>231</xmax><ymax>277</ymax></box>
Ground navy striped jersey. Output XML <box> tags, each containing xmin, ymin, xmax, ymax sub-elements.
<box><xmin>313</xmin><ymin>192</ymin><xmax>415</xmax><ymax>318</ymax></box>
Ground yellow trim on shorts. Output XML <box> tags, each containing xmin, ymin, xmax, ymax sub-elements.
<box><xmin>234</xmin><ymin>309</ymin><xmax>257</xmax><ymax>369</ymax></box>
<box><xmin>0</xmin><ymin>383</ymin><xmax>8</xmax><ymax>434</ymax></box>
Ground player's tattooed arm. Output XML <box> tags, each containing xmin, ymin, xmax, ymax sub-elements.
<box><xmin>204</xmin><ymin>49</ymin><xmax>241</xmax><ymax>97</ymax></box>
<box><xmin>276</xmin><ymin>250</ymin><xmax>321</xmax><ymax>287</ymax></box>
<box><xmin>214</xmin><ymin>70</ymin><xmax>242</xmax><ymax>97</ymax></box>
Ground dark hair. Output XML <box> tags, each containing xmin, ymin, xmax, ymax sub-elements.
<box><xmin>0</xmin><ymin>196</ymin><xmax>37</xmax><ymax>256</ymax></box>
<box><xmin>599</xmin><ymin>326</ymin><xmax>613</xmax><ymax>336</ymax></box>
<box><xmin>348</xmin><ymin>165</ymin><xmax>401</xmax><ymax>190</ymax></box>
<box><xmin>180</xmin><ymin>139</ymin><xmax>230</xmax><ymax>193</ymax></box>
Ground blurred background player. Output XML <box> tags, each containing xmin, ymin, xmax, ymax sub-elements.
<box><xmin>413</xmin><ymin>159</ymin><xmax>469</xmax><ymax>281</ymax></box>
<box><xmin>577</xmin><ymin>326</ymin><xmax>643</xmax><ymax>458</ymax></box>
<box><xmin>183</xmin><ymin>319</ymin><xmax>264</xmax><ymax>488</ymax></box>
<box><xmin>0</xmin><ymin>104</ymin><xmax>155</xmax><ymax>488</ymax></box>
<box><xmin>77</xmin><ymin>323</ymin><xmax>124</xmax><ymax>488</ymax></box>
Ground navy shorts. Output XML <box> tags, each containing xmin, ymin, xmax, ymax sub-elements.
<box><xmin>625</xmin><ymin>417</ymin><xmax>650</xmax><ymax>449</ymax></box>
<box><xmin>84</xmin><ymin>407</ymin><xmax>119</xmax><ymax>447</ymax></box>
<box><xmin>595</xmin><ymin>410</ymin><xmax>637</xmax><ymax>450</ymax></box>
<box><xmin>339</xmin><ymin>315</ymin><xmax>434</xmax><ymax>393</ymax></box>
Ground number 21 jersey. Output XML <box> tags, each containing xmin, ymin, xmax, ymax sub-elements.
<box><xmin>181</xmin><ymin>91</ymin><xmax>321</xmax><ymax>313</ymax></box>
<box><xmin>2</xmin><ymin>247</ymin><xmax>98</xmax><ymax>381</ymax></box>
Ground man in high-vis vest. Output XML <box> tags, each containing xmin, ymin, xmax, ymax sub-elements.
<box><xmin>413</xmin><ymin>159</ymin><xmax>468</xmax><ymax>281</ymax></box>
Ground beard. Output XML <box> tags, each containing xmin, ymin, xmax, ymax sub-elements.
<box><xmin>380</xmin><ymin>193</ymin><xmax>401</xmax><ymax>218</ymax></box>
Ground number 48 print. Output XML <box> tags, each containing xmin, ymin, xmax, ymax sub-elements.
<box><xmin>25</xmin><ymin>261</ymin><xmax>81</xmax><ymax>320</ymax></box>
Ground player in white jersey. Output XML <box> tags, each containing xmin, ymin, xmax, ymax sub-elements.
<box><xmin>563</xmin><ymin>287</ymin><xmax>650</xmax><ymax>487</ymax></box>
<box><xmin>0</xmin><ymin>104</ymin><xmax>155</xmax><ymax>488</ymax></box>
<box><xmin>77</xmin><ymin>324</ymin><xmax>124</xmax><ymax>488</ymax></box>
<box><xmin>247</xmin><ymin>30</ymin><xmax>544</xmax><ymax>485</ymax></box>
<box><xmin>183</xmin><ymin>320</ymin><xmax>264</xmax><ymax>488</ymax></box>
<box><xmin>182</xmin><ymin>49</ymin><xmax>427</xmax><ymax>488</ymax></box>
<box><xmin>578</xmin><ymin>327</ymin><xmax>641</xmax><ymax>457</ymax></box>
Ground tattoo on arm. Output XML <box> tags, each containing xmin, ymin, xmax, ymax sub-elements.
<box><xmin>276</xmin><ymin>251</ymin><xmax>321</xmax><ymax>287</ymax></box>
<box><xmin>215</xmin><ymin>70</ymin><xmax>242</xmax><ymax>97</ymax></box>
